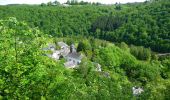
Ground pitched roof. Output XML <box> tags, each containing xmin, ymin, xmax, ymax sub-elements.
<box><xmin>67</xmin><ymin>52</ymin><xmax>83</xmax><ymax>60</ymax></box>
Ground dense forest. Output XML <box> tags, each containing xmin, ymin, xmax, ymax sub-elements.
<box><xmin>0</xmin><ymin>0</ymin><xmax>169</xmax><ymax>53</ymax></box>
<box><xmin>0</xmin><ymin>0</ymin><xmax>170</xmax><ymax>99</ymax></box>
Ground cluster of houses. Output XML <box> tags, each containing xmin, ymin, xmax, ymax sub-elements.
<box><xmin>44</xmin><ymin>42</ymin><xmax>83</xmax><ymax>68</ymax></box>
<box><xmin>44</xmin><ymin>41</ymin><xmax>101</xmax><ymax>71</ymax></box>
<box><xmin>44</xmin><ymin>41</ymin><xmax>144</xmax><ymax>96</ymax></box>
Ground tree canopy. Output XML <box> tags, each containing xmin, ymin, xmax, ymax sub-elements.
<box><xmin>0</xmin><ymin>0</ymin><xmax>170</xmax><ymax>99</ymax></box>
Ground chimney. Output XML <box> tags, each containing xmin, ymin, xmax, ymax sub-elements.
<box><xmin>70</xmin><ymin>44</ymin><xmax>76</xmax><ymax>53</ymax></box>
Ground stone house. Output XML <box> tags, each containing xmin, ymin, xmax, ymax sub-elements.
<box><xmin>44</xmin><ymin>42</ymin><xmax>83</xmax><ymax>68</ymax></box>
<box><xmin>57</xmin><ymin>42</ymin><xmax>70</xmax><ymax>57</ymax></box>
<box><xmin>64</xmin><ymin>44</ymin><xmax>83</xmax><ymax>68</ymax></box>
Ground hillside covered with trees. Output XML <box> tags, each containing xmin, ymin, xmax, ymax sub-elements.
<box><xmin>0</xmin><ymin>0</ymin><xmax>169</xmax><ymax>53</ymax></box>
<box><xmin>0</xmin><ymin>0</ymin><xmax>170</xmax><ymax>99</ymax></box>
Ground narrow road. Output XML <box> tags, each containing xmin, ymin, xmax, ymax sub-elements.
<box><xmin>158</xmin><ymin>53</ymin><xmax>170</xmax><ymax>56</ymax></box>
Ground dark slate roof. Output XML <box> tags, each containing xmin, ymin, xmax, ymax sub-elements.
<box><xmin>67</xmin><ymin>52</ymin><xmax>83</xmax><ymax>60</ymax></box>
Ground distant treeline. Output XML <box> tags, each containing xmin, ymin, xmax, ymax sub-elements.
<box><xmin>0</xmin><ymin>0</ymin><xmax>169</xmax><ymax>53</ymax></box>
<box><xmin>40</xmin><ymin>0</ymin><xmax>102</xmax><ymax>6</ymax></box>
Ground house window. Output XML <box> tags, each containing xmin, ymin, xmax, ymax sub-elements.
<box><xmin>69</xmin><ymin>59</ymin><xmax>72</xmax><ymax>61</ymax></box>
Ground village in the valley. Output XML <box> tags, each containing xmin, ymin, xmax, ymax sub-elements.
<box><xmin>44</xmin><ymin>41</ymin><xmax>102</xmax><ymax>71</ymax></box>
<box><xmin>44</xmin><ymin>41</ymin><xmax>144</xmax><ymax>96</ymax></box>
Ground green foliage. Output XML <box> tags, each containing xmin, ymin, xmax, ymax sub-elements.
<box><xmin>90</xmin><ymin>1</ymin><xmax>170</xmax><ymax>53</ymax></box>
<box><xmin>118</xmin><ymin>42</ymin><xmax>130</xmax><ymax>52</ymax></box>
<box><xmin>115</xmin><ymin>3</ymin><xmax>122</xmax><ymax>10</ymax></box>
<box><xmin>91</xmin><ymin>15</ymin><xmax>125</xmax><ymax>32</ymax></box>
<box><xmin>130</xmin><ymin>45</ymin><xmax>151</xmax><ymax>61</ymax></box>
<box><xmin>77</xmin><ymin>40</ymin><xmax>91</xmax><ymax>52</ymax></box>
<box><xmin>0</xmin><ymin>0</ymin><xmax>170</xmax><ymax>99</ymax></box>
<box><xmin>160</xmin><ymin>57</ymin><xmax>170</xmax><ymax>79</ymax></box>
<box><xmin>0</xmin><ymin>18</ymin><xmax>66</xmax><ymax>99</ymax></box>
<box><xmin>0</xmin><ymin>0</ymin><xmax>169</xmax><ymax>52</ymax></box>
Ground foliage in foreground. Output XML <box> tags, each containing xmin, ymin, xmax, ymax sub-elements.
<box><xmin>0</xmin><ymin>18</ymin><xmax>170</xmax><ymax>99</ymax></box>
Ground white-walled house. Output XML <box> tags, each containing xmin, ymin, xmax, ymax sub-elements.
<box><xmin>64</xmin><ymin>44</ymin><xmax>83</xmax><ymax>68</ymax></box>
<box><xmin>52</xmin><ymin>50</ymin><xmax>61</xmax><ymax>60</ymax></box>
